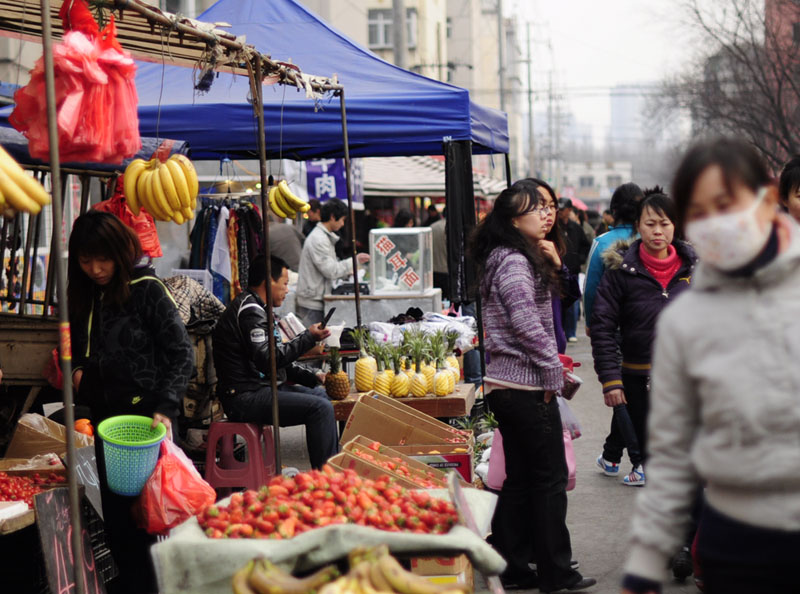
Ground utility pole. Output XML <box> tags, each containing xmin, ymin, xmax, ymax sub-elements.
<box><xmin>497</xmin><ymin>0</ymin><xmax>505</xmax><ymax>111</ymax></box>
<box><xmin>548</xmin><ymin>68</ymin><xmax>553</xmax><ymax>183</ymax></box>
<box><xmin>436</xmin><ymin>21</ymin><xmax>443</xmax><ymax>81</ymax></box>
<box><xmin>526</xmin><ymin>21</ymin><xmax>534</xmax><ymax>177</ymax></box>
<box><xmin>392</xmin><ymin>0</ymin><xmax>406</xmax><ymax>69</ymax></box>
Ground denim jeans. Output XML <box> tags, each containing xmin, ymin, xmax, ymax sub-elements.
<box><xmin>562</xmin><ymin>299</ymin><xmax>580</xmax><ymax>340</ymax></box>
<box><xmin>221</xmin><ymin>383</ymin><xmax>339</xmax><ymax>469</ymax></box>
<box><xmin>486</xmin><ymin>389</ymin><xmax>582</xmax><ymax>591</ymax></box>
<box><xmin>460</xmin><ymin>302</ymin><xmax>483</xmax><ymax>386</ymax></box>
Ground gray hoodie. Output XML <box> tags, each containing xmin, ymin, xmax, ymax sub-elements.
<box><xmin>626</xmin><ymin>215</ymin><xmax>800</xmax><ymax>581</ymax></box>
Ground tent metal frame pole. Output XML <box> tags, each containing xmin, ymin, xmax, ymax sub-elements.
<box><xmin>40</xmin><ymin>0</ymin><xmax>86</xmax><ymax>592</ymax></box>
<box><xmin>250</xmin><ymin>55</ymin><xmax>282</xmax><ymax>472</ymax></box>
<box><xmin>504</xmin><ymin>153</ymin><xmax>512</xmax><ymax>187</ymax></box>
<box><xmin>338</xmin><ymin>90</ymin><xmax>362</xmax><ymax>328</ymax></box>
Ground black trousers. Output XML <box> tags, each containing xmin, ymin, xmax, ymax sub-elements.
<box><xmin>95</xmin><ymin>438</ymin><xmax>159</xmax><ymax>594</ymax></box>
<box><xmin>602</xmin><ymin>373</ymin><xmax>649</xmax><ymax>467</ymax></box>
<box><xmin>698</xmin><ymin>504</ymin><xmax>800</xmax><ymax>593</ymax></box>
<box><xmin>222</xmin><ymin>384</ymin><xmax>339</xmax><ymax>469</ymax></box>
<box><xmin>486</xmin><ymin>389</ymin><xmax>582</xmax><ymax>592</ymax></box>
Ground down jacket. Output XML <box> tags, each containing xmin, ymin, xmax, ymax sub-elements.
<box><xmin>590</xmin><ymin>238</ymin><xmax>697</xmax><ymax>393</ymax></box>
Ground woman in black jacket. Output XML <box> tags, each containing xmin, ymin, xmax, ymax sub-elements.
<box><xmin>590</xmin><ymin>192</ymin><xmax>696</xmax><ymax>487</ymax></box>
<box><xmin>68</xmin><ymin>210</ymin><xmax>194</xmax><ymax>594</ymax></box>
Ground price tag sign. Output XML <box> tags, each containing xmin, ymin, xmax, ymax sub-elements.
<box><xmin>35</xmin><ymin>488</ymin><xmax>106</xmax><ymax>594</ymax></box>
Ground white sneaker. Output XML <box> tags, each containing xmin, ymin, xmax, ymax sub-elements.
<box><xmin>623</xmin><ymin>465</ymin><xmax>645</xmax><ymax>486</ymax></box>
<box><xmin>568</xmin><ymin>337</ymin><xmax>578</xmax><ymax>343</ymax></box>
<box><xmin>596</xmin><ymin>455</ymin><xmax>620</xmax><ymax>477</ymax></box>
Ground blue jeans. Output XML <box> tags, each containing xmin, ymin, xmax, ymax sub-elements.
<box><xmin>460</xmin><ymin>302</ymin><xmax>483</xmax><ymax>386</ymax></box>
<box><xmin>221</xmin><ymin>383</ymin><xmax>339</xmax><ymax>469</ymax></box>
<box><xmin>563</xmin><ymin>300</ymin><xmax>579</xmax><ymax>339</ymax></box>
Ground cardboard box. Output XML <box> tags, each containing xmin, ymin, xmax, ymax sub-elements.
<box><xmin>0</xmin><ymin>456</ymin><xmax>66</xmax><ymax>480</ymax></box>
<box><xmin>391</xmin><ymin>444</ymin><xmax>474</xmax><ymax>484</ymax></box>
<box><xmin>410</xmin><ymin>554</ymin><xmax>470</xmax><ymax>576</ymax></box>
<box><xmin>5</xmin><ymin>414</ymin><xmax>93</xmax><ymax>459</ymax></box>
<box><xmin>418</xmin><ymin>567</ymin><xmax>474</xmax><ymax>591</ymax></box>
<box><xmin>340</xmin><ymin>393</ymin><xmax>472</xmax><ymax>447</ymax></box>
<box><xmin>340</xmin><ymin>436</ymin><xmax>448</xmax><ymax>488</ymax></box>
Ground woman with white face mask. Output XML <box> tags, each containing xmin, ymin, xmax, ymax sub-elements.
<box><xmin>620</xmin><ymin>138</ymin><xmax>800</xmax><ymax>594</ymax></box>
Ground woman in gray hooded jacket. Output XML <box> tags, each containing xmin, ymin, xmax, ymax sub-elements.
<box><xmin>621</xmin><ymin>139</ymin><xmax>800</xmax><ymax>594</ymax></box>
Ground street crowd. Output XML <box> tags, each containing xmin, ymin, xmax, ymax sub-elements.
<box><xmin>7</xmin><ymin>136</ymin><xmax>800</xmax><ymax>593</ymax></box>
<box><xmin>474</xmin><ymin>137</ymin><xmax>800</xmax><ymax>594</ymax></box>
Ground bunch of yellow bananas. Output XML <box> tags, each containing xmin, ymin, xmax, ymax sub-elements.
<box><xmin>0</xmin><ymin>145</ymin><xmax>52</xmax><ymax>218</ymax></box>
<box><xmin>123</xmin><ymin>154</ymin><xmax>198</xmax><ymax>225</ymax></box>
<box><xmin>268</xmin><ymin>180</ymin><xmax>311</xmax><ymax>219</ymax></box>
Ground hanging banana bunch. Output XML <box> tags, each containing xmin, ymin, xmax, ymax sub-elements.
<box><xmin>123</xmin><ymin>154</ymin><xmax>199</xmax><ymax>224</ymax></box>
<box><xmin>0</xmin><ymin>145</ymin><xmax>52</xmax><ymax>218</ymax></box>
<box><xmin>268</xmin><ymin>180</ymin><xmax>311</xmax><ymax>219</ymax></box>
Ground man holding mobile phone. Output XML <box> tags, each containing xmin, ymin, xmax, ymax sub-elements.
<box><xmin>213</xmin><ymin>255</ymin><xmax>339</xmax><ymax>469</ymax></box>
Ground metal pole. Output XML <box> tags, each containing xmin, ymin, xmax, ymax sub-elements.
<box><xmin>497</xmin><ymin>0</ymin><xmax>505</xmax><ymax>112</ymax></box>
<box><xmin>392</xmin><ymin>0</ymin><xmax>406</xmax><ymax>69</ymax></box>
<box><xmin>250</xmin><ymin>55</ymin><xmax>282</xmax><ymax>472</ymax></box>
<box><xmin>526</xmin><ymin>22</ymin><xmax>535</xmax><ymax>177</ymax></box>
<box><xmin>40</xmin><ymin>0</ymin><xmax>85</xmax><ymax>592</ymax></box>
<box><xmin>339</xmin><ymin>90</ymin><xmax>362</xmax><ymax>328</ymax></box>
<box><xmin>504</xmin><ymin>153</ymin><xmax>512</xmax><ymax>187</ymax></box>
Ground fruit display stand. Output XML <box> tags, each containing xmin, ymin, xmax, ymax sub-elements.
<box><xmin>150</xmin><ymin>481</ymin><xmax>502</xmax><ymax>594</ymax></box>
<box><xmin>332</xmin><ymin>383</ymin><xmax>476</xmax><ymax>422</ymax></box>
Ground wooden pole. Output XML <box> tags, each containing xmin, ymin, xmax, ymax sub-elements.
<box><xmin>250</xmin><ymin>55</ymin><xmax>282</xmax><ymax>472</ymax></box>
<box><xmin>338</xmin><ymin>90</ymin><xmax>362</xmax><ymax>327</ymax></box>
<box><xmin>40</xmin><ymin>0</ymin><xmax>85</xmax><ymax>592</ymax></box>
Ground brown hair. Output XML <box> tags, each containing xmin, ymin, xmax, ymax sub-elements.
<box><xmin>67</xmin><ymin>211</ymin><xmax>142</xmax><ymax>320</ymax></box>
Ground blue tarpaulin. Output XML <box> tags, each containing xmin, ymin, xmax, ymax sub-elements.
<box><xmin>132</xmin><ymin>0</ymin><xmax>508</xmax><ymax>160</ymax></box>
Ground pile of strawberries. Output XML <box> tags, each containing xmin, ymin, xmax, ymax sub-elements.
<box><xmin>197</xmin><ymin>465</ymin><xmax>458</xmax><ymax>539</ymax></box>
<box><xmin>0</xmin><ymin>472</ymin><xmax>66</xmax><ymax>507</ymax></box>
<box><xmin>351</xmin><ymin>444</ymin><xmax>442</xmax><ymax>489</ymax></box>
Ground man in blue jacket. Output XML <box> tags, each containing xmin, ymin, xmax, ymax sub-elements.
<box><xmin>582</xmin><ymin>182</ymin><xmax>643</xmax><ymax>335</ymax></box>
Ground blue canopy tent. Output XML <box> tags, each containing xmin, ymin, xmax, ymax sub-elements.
<box><xmin>132</xmin><ymin>0</ymin><xmax>508</xmax><ymax>160</ymax></box>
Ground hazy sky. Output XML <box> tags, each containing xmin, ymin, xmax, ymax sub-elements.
<box><xmin>515</xmin><ymin>0</ymin><xmax>694</xmax><ymax>141</ymax></box>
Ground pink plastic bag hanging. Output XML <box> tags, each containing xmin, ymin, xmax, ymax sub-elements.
<box><xmin>486</xmin><ymin>428</ymin><xmax>576</xmax><ymax>492</ymax></box>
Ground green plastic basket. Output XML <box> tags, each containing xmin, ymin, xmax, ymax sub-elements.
<box><xmin>97</xmin><ymin>415</ymin><xmax>167</xmax><ymax>496</ymax></box>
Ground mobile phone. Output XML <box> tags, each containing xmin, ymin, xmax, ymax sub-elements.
<box><xmin>321</xmin><ymin>307</ymin><xmax>336</xmax><ymax>329</ymax></box>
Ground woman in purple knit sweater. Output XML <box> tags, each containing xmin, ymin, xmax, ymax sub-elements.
<box><xmin>471</xmin><ymin>180</ymin><xmax>595</xmax><ymax>592</ymax></box>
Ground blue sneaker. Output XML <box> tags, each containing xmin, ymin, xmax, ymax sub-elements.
<box><xmin>596</xmin><ymin>455</ymin><xmax>620</xmax><ymax>477</ymax></box>
<box><xmin>623</xmin><ymin>465</ymin><xmax>645</xmax><ymax>486</ymax></box>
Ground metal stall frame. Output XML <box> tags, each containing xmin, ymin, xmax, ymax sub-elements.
<box><xmin>0</xmin><ymin>3</ymin><xmax>346</xmax><ymax>591</ymax></box>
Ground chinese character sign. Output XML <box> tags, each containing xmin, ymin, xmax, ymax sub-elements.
<box><xmin>373</xmin><ymin>234</ymin><xmax>422</xmax><ymax>291</ymax></box>
<box><xmin>306</xmin><ymin>158</ymin><xmax>363</xmax><ymax>203</ymax></box>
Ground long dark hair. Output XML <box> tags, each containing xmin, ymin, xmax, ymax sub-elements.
<box><xmin>469</xmin><ymin>179</ymin><xmax>558</xmax><ymax>292</ymax></box>
<box><xmin>68</xmin><ymin>211</ymin><xmax>142</xmax><ymax>320</ymax></box>
<box><xmin>672</xmin><ymin>138</ymin><xmax>772</xmax><ymax>235</ymax></box>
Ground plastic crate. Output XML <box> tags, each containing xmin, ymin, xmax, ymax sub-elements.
<box><xmin>172</xmin><ymin>268</ymin><xmax>213</xmax><ymax>292</ymax></box>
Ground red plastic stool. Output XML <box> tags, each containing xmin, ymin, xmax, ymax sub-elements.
<box><xmin>204</xmin><ymin>421</ymin><xmax>276</xmax><ymax>492</ymax></box>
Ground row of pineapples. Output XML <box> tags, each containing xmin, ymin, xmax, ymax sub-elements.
<box><xmin>353</xmin><ymin>328</ymin><xmax>461</xmax><ymax>398</ymax></box>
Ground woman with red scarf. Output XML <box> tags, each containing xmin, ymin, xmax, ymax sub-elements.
<box><xmin>589</xmin><ymin>190</ymin><xmax>697</xmax><ymax>487</ymax></box>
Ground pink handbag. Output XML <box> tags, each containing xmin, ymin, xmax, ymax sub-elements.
<box><xmin>486</xmin><ymin>428</ymin><xmax>577</xmax><ymax>492</ymax></box>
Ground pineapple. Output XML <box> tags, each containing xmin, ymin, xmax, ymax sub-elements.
<box><xmin>445</xmin><ymin>331</ymin><xmax>461</xmax><ymax>381</ymax></box>
<box><xmin>432</xmin><ymin>339</ymin><xmax>454</xmax><ymax>396</ymax></box>
<box><xmin>325</xmin><ymin>347</ymin><xmax>350</xmax><ymax>400</ymax></box>
<box><xmin>372</xmin><ymin>345</ymin><xmax>393</xmax><ymax>396</ymax></box>
<box><xmin>406</xmin><ymin>331</ymin><xmax>429</xmax><ymax>398</ymax></box>
<box><xmin>382</xmin><ymin>347</ymin><xmax>395</xmax><ymax>383</ymax></box>
<box><xmin>390</xmin><ymin>348</ymin><xmax>410</xmax><ymax>398</ymax></box>
<box><xmin>351</xmin><ymin>328</ymin><xmax>378</xmax><ymax>392</ymax></box>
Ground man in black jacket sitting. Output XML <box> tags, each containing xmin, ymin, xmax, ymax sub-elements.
<box><xmin>212</xmin><ymin>255</ymin><xmax>338</xmax><ymax>469</ymax></box>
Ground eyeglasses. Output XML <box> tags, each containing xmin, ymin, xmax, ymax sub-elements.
<box><xmin>531</xmin><ymin>205</ymin><xmax>553</xmax><ymax>216</ymax></box>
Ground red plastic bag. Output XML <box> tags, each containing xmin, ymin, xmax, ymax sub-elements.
<box><xmin>9</xmin><ymin>1</ymin><xmax>140</xmax><ymax>164</ymax></box>
<box><xmin>134</xmin><ymin>440</ymin><xmax>216</xmax><ymax>535</ymax></box>
<box><xmin>94</xmin><ymin>179</ymin><xmax>163</xmax><ymax>258</ymax></box>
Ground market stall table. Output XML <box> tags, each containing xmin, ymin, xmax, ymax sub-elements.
<box><xmin>332</xmin><ymin>382</ymin><xmax>476</xmax><ymax>422</ymax></box>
